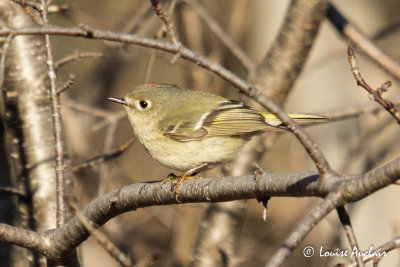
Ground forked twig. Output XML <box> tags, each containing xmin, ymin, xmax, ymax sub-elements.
<box><xmin>149</xmin><ymin>0</ymin><xmax>182</xmax><ymax>63</ymax></box>
<box><xmin>348</xmin><ymin>46</ymin><xmax>400</xmax><ymax>124</ymax></box>
<box><xmin>56</xmin><ymin>73</ymin><xmax>75</xmax><ymax>94</ymax></box>
<box><xmin>149</xmin><ymin>0</ymin><xmax>179</xmax><ymax>45</ymax></box>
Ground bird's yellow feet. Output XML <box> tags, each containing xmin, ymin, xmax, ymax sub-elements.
<box><xmin>162</xmin><ymin>173</ymin><xmax>179</xmax><ymax>184</ymax></box>
<box><xmin>163</xmin><ymin>173</ymin><xmax>195</xmax><ymax>196</ymax></box>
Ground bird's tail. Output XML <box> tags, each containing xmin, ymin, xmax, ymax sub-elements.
<box><xmin>261</xmin><ymin>113</ymin><xmax>328</xmax><ymax>128</ymax></box>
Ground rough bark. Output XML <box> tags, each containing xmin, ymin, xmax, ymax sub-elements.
<box><xmin>0</xmin><ymin>1</ymin><xmax>74</xmax><ymax>265</ymax></box>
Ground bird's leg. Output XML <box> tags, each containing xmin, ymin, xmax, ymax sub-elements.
<box><xmin>167</xmin><ymin>163</ymin><xmax>208</xmax><ymax>196</ymax></box>
<box><xmin>162</xmin><ymin>173</ymin><xmax>180</xmax><ymax>184</ymax></box>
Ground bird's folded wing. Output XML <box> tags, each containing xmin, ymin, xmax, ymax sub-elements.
<box><xmin>160</xmin><ymin>101</ymin><xmax>271</xmax><ymax>142</ymax></box>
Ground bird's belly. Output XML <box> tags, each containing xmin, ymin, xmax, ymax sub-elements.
<box><xmin>144</xmin><ymin>136</ymin><xmax>246</xmax><ymax>172</ymax></box>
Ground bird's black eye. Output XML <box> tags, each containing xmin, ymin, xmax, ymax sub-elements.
<box><xmin>139</xmin><ymin>100</ymin><xmax>148</xmax><ymax>109</ymax></box>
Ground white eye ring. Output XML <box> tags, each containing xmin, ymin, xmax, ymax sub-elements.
<box><xmin>137</xmin><ymin>100</ymin><xmax>151</xmax><ymax>110</ymax></box>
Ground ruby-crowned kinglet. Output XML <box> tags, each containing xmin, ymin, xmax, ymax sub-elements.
<box><xmin>108</xmin><ymin>83</ymin><xmax>326</xmax><ymax>194</ymax></box>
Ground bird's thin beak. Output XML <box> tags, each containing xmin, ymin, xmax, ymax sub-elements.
<box><xmin>107</xmin><ymin>97</ymin><xmax>127</xmax><ymax>106</ymax></box>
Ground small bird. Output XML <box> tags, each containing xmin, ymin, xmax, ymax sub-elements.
<box><xmin>108</xmin><ymin>83</ymin><xmax>327</xmax><ymax>195</ymax></box>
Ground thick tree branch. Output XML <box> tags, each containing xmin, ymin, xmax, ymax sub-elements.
<box><xmin>249</xmin><ymin>0</ymin><xmax>329</xmax><ymax>105</ymax></box>
<box><xmin>0</xmin><ymin>156</ymin><xmax>398</xmax><ymax>263</ymax></box>
<box><xmin>0</xmin><ymin>223</ymin><xmax>46</xmax><ymax>253</ymax></box>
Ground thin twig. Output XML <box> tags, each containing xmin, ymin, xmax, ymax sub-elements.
<box><xmin>348</xmin><ymin>46</ymin><xmax>400</xmax><ymax>124</ymax></box>
<box><xmin>65</xmin><ymin>196</ymin><xmax>133</xmax><ymax>267</ymax></box>
<box><xmin>91</xmin><ymin>110</ymin><xmax>126</xmax><ymax>132</ymax></box>
<box><xmin>54</xmin><ymin>51</ymin><xmax>107</xmax><ymax>70</ymax></box>
<box><xmin>144</xmin><ymin>50</ymin><xmax>157</xmax><ymax>83</ymax></box>
<box><xmin>325</xmin><ymin>100</ymin><xmax>400</xmax><ymax>122</ymax></box>
<box><xmin>56</xmin><ymin>73</ymin><xmax>75</xmax><ymax>94</ymax></box>
<box><xmin>104</xmin><ymin>2</ymin><xmax>152</xmax><ymax>49</ymax></box>
<box><xmin>97</xmin><ymin>122</ymin><xmax>118</xmax><ymax>196</ymax></box>
<box><xmin>266</xmin><ymin>192</ymin><xmax>341</xmax><ymax>267</ymax></box>
<box><xmin>345</xmin><ymin>236</ymin><xmax>400</xmax><ymax>267</ymax></box>
<box><xmin>61</xmin><ymin>97</ymin><xmax>114</xmax><ymax>119</ymax></box>
<box><xmin>9</xmin><ymin>0</ymin><xmax>41</xmax><ymax>11</ymax></box>
<box><xmin>336</xmin><ymin>206</ymin><xmax>364</xmax><ymax>267</ymax></box>
<box><xmin>10</xmin><ymin>0</ymin><xmax>43</xmax><ymax>25</ymax></box>
<box><xmin>181</xmin><ymin>0</ymin><xmax>255</xmax><ymax>71</ymax></box>
<box><xmin>144</xmin><ymin>1</ymin><xmax>176</xmax><ymax>82</ymax></box>
<box><xmin>339</xmin><ymin>117</ymin><xmax>393</xmax><ymax>173</ymax></box>
<box><xmin>72</xmin><ymin>137</ymin><xmax>134</xmax><ymax>172</ymax></box>
<box><xmin>149</xmin><ymin>0</ymin><xmax>182</xmax><ymax>63</ymax></box>
<box><xmin>62</xmin><ymin>97</ymin><xmax>127</xmax><ymax>132</ymax></box>
<box><xmin>0</xmin><ymin>186</ymin><xmax>27</xmax><ymax>198</ymax></box>
<box><xmin>327</xmin><ymin>4</ymin><xmax>400</xmax><ymax>81</ymax></box>
<box><xmin>40</xmin><ymin>0</ymin><xmax>66</xmax><ymax>227</ymax></box>
<box><xmin>372</xmin><ymin>22</ymin><xmax>400</xmax><ymax>40</ymax></box>
<box><xmin>48</xmin><ymin>4</ymin><xmax>68</xmax><ymax>14</ymax></box>
<box><xmin>149</xmin><ymin>0</ymin><xmax>179</xmax><ymax>45</ymax></box>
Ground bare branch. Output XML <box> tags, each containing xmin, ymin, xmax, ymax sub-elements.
<box><xmin>249</xmin><ymin>0</ymin><xmax>329</xmax><ymax>105</ymax></box>
<box><xmin>62</xmin><ymin>97</ymin><xmax>116</xmax><ymax>119</ymax></box>
<box><xmin>66</xmin><ymin>197</ymin><xmax>133</xmax><ymax>267</ymax></box>
<box><xmin>336</xmin><ymin>206</ymin><xmax>364</xmax><ymax>267</ymax></box>
<box><xmin>10</xmin><ymin>0</ymin><xmax>42</xmax><ymax>25</ymax></box>
<box><xmin>345</xmin><ymin>236</ymin><xmax>400</xmax><ymax>267</ymax></box>
<box><xmin>56</xmin><ymin>73</ymin><xmax>75</xmax><ymax>95</ymax></box>
<box><xmin>40</xmin><ymin>0</ymin><xmax>67</xmax><ymax>227</ymax></box>
<box><xmin>0</xmin><ymin>186</ymin><xmax>26</xmax><ymax>198</ymax></box>
<box><xmin>325</xmin><ymin>100</ymin><xmax>400</xmax><ymax>122</ymax></box>
<box><xmin>54</xmin><ymin>51</ymin><xmax>107</xmax><ymax>70</ymax></box>
<box><xmin>0</xmin><ymin>155</ymin><xmax>398</xmax><ymax>263</ymax></box>
<box><xmin>47</xmin><ymin>4</ymin><xmax>68</xmax><ymax>14</ymax></box>
<box><xmin>0</xmin><ymin>223</ymin><xmax>47</xmax><ymax>252</ymax></box>
<box><xmin>348</xmin><ymin>46</ymin><xmax>400</xmax><ymax>124</ymax></box>
<box><xmin>72</xmin><ymin>137</ymin><xmax>134</xmax><ymax>172</ymax></box>
<box><xmin>327</xmin><ymin>3</ymin><xmax>400</xmax><ymax>81</ymax></box>
<box><xmin>266</xmin><ymin>192</ymin><xmax>341</xmax><ymax>267</ymax></box>
<box><xmin>149</xmin><ymin>0</ymin><xmax>179</xmax><ymax>45</ymax></box>
<box><xmin>181</xmin><ymin>0</ymin><xmax>255</xmax><ymax>71</ymax></box>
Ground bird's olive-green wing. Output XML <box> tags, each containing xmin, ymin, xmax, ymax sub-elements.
<box><xmin>157</xmin><ymin>99</ymin><xmax>215</xmax><ymax>141</ymax></box>
<box><xmin>201</xmin><ymin>102</ymin><xmax>269</xmax><ymax>137</ymax></box>
<box><xmin>159</xmin><ymin>101</ymin><xmax>271</xmax><ymax>142</ymax></box>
